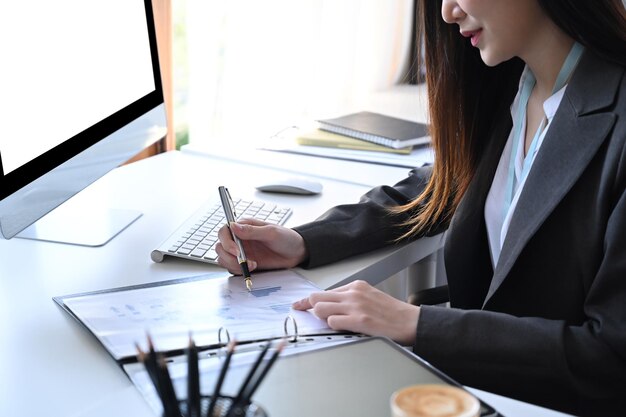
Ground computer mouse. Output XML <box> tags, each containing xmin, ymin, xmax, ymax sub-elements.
<box><xmin>256</xmin><ymin>177</ymin><xmax>323</xmax><ymax>195</ymax></box>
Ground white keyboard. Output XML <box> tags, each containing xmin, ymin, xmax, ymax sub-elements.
<box><xmin>151</xmin><ymin>197</ymin><xmax>292</xmax><ymax>264</ymax></box>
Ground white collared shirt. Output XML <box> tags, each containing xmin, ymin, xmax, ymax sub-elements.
<box><xmin>484</xmin><ymin>66</ymin><xmax>567</xmax><ymax>268</ymax></box>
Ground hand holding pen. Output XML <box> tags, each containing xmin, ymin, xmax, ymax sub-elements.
<box><xmin>215</xmin><ymin>219</ymin><xmax>310</xmax><ymax>276</ymax></box>
<box><xmin>218</xmin><ymin>186</ymin><xmax>254</xmax><ymax>291</ymax></box>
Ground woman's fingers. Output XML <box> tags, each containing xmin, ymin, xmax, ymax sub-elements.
<box><xmin>309</xmin><ymin>301</ymin><xmax>353</xmax><ymax>320</ymax></box>
<box><xmin>217</xmin><ymin>224</ymin><xmax>239</xmax><ymax>257</ymax></box>
<box><xmin>216</xmin><ymin>219</ymin><xmax>269</xmax><ymax>255</ymax></box>
<box><xmin>235</xmin><ymin>217</ymin><xmax>269</xmax><ymax>226</ymax></box>
<box><xmin>292</xmin><ymin>291</ymin><xmax>347</xmax><ymax>311</ymax></box>
<box><xmin>292</xmin><ymin>280</ymin><xmax>420</xmax><ymax>344</ymax></box>
<box><xmin>292</xmin><ymin>297</ymin><xmax>313</xmax><ymax>310</ymax></box>
<box><xmin>214</xmin><ymin>242</ymin><xmax>241</xmax><ymax>274</ymax></box>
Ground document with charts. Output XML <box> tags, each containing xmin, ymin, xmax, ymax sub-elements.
<box><xmin>54</xmin><ymin>270</ymin><xmax>335</xmax><ymax>361</ymax></box>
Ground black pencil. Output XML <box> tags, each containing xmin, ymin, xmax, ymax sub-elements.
<box><xmin>144</xmin><ymin>335</ymin><xmax>179</xmax><ymax>417</ymax></box>
<box><xmin>233</xmin><ymin>342</ymin><xmax>271</xmax><ymax>404</ymax></box>
<box><xmin>157</xmin><ymin>354</ymin><xmax>180</xmax><ymax>417</ymax></box>
<box><xmin>144</xmin><ymin>336</ymin><xmax>169</xmax><ymax>403</ymax></box>
<box><xmin>187</xmin><ymin>335</ymin><xmax>201</xmax><ymax>417</ymax></box>
<box><xmin>242</xmin><ymin>339</ymin><xmax>286</xmax><ymax>401</ymax></box>
<box><xmin>136</xmin><ymin>342</ymin><xmax>162</xmax><ymax>399</ymax></box>
<box><xmin>146</xmin><ymin>334</ymin><xmax>160</xmax><ymax>378</ymax></box>
<box><xmin>226</xmin><ymin>342</ymin><xmax>272</xmax><ymax>417</ymax></box>
<box><xmin>207</xmin><ymin>339</ymin><xmax>237</xmax><ymax>417</ymax></box>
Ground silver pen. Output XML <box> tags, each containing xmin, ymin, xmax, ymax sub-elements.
<box><xmin>218</xmin><ymin>186</ymin><xmax>253</xmax><ymax>291</ymax></box>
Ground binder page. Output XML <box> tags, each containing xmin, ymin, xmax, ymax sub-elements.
<box><xmin>57</xmin><ymin>270</ymin><xmax>333</xmax><ymax>361</ymax></box>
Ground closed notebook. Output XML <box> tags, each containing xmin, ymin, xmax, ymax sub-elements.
<box><xmin>317</xmin><ymin>111</ymin><xmax>430</xmax><ymax>149</ymax></box>
<box><xmin>295</xmin><ymin>128</ymin><xmax>412</xmax><ymax>154</ymax></box>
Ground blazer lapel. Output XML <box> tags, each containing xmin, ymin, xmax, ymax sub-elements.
<box><xmin>483</xmin><ymin>51</ymin><xmax>622</xmax><ymax>305</ymax></box>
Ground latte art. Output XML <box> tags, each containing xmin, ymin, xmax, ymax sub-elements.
<box><xmin>390</xmin><ymin>385</ymin><xmax>480</xmax><ymax>417</ymax></box>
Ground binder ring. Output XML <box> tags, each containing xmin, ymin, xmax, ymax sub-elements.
<box><xmin>283</xmin><ymin>315</ymin><xmax>299</xmax><ymax>342</ymax></box>
<box><xmin>218</xmin><ymin>326</ymin><xmax>231</xmax><ymax>345</ymax></box>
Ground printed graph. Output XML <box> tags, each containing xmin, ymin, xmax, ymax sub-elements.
<box><xmin>249</xmin><ymin>286</ymin><xmax>281</xmax><ymax>298</ymax></box>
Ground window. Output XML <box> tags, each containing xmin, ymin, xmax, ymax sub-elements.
<box><xmin>175</xmin><ymin>0</ymin><xmax>421</xmax><ymax>150</ymax></box>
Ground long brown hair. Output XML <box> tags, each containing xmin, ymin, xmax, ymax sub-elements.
<box><xmin>394</xmin><ymin>0</ymin><xmax>626</xmax><ymax>238</ymax></box>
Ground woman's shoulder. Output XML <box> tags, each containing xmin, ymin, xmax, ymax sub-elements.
<box><xmin>566</xmin><ymin>49</ymin><xmax>626</xmax><ymax>116</ymax></box>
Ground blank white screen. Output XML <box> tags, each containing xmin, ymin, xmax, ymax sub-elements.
<box><xmin>0</xmin><ymin>0</ymin><xmax>154</xmax><ymax>175</ymax></box>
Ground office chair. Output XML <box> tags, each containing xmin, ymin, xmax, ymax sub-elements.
<box><xmin>407</xmin><ymin>285</ymin><xmax>449</xmax><ymax>306</ymax></box>
<box><xmin>405</xmin><ymin>246</ymin><xmax>449</xmax><ymax>306</ymax></box>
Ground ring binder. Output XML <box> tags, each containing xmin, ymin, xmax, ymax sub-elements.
<box><xmin>53</xmin><ymin>270</ymin><xmax>338</xmax><ymax>362</ymax></box>
<box><xmin>218</xmin><ymin>327</ymin><xmax>231</xmax><ymax>345</ymax></box>
<box><xmin>283</xmin><ymin>315</ymin><xmax>299</xmax><ymax>342</ymax></box>
<box><xmin>55</xmin><ymin>270</ymin><xmax>370</xmax><ymax>416</ymax></box>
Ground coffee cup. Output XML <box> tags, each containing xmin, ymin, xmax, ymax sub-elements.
<box><xmin>390</xmin><ymin>384</ymin><xmax>480</xmax><ymax>417</ymax></box>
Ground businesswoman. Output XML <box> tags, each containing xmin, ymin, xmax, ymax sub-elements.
<box><xmin>217</xmin><ymin>0</ymin><xmax>626</xmax><ymax>414</ymax></box>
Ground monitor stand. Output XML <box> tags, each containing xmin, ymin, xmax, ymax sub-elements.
<box><xmin>16</xmin><ymin>205</ymin><xmax>142</xmax><ymax>247</ymax></box>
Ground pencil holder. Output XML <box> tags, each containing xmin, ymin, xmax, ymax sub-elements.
<box><xmin>176</xmin><ymin>395</ymin><xmax>268</xmax><ymax>417</ymax></box>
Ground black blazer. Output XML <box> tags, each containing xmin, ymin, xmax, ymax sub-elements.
<box><xmin>294</xmin><ymin>51</ymin><xmax>626</xmax><ymax>416</ymax></box>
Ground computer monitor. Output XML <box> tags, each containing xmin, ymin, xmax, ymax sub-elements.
<box><xmin>0</xmin><ymin>0</ymin><xmax>167</xmax><ymax>246</ymax></box>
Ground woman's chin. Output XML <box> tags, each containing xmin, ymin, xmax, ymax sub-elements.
<box><xmin>479</xmin><ymin>50</ymin><xmax>508</xmax><ymax>67</ymax></box>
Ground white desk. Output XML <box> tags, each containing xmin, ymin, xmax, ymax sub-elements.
<box><xmin>0</xmin><ymin>151</ymin><xmax>568</xmax><ymax>417</ymax></box>
<box><xmin>181</xmin><ymin>142</ymin><xmax>419</xmax><ymax>188</ymax></box>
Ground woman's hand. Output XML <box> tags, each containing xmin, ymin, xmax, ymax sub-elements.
<box><xmin>216</xmin><ymin>218</ymin><xmax>308</xmax><ymax>274</ymax></box>
<box><xmin>292</xmin><ymin>280</ymin><xmax>420</xmax><ymax>346</ymax></box>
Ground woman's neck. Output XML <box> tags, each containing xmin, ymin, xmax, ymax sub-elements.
<box><xmin>523</xmin><ymin>23</ymin><xmax>575</xmax><ymax>98</ymax></box>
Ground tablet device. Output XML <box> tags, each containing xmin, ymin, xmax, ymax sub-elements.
<box><xmin>249</xmin><ymin>337</ymin><xmax>500</xmax><ymax>417</ymax></box>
